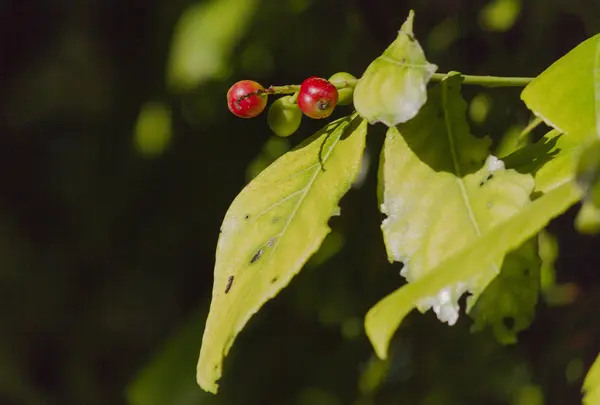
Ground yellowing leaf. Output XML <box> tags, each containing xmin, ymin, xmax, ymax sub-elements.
<box><xmin>379</xmin><ymin>73</ymin><xmax>533</xmax><ymax>325</ymax></box>
<box><xmin>197</xmin><ymin>115</ymin><xmax>368</xmax><ymax>393</ymax></box>
<box><xmin>366</xmin><ymin>181</ymin><xmax>581</xmax><ymax>359</ymax></box>
<box><xmin>353</xmin><ymin>10</ymin><xmax>437</xmax><ymax>127</ymax></box>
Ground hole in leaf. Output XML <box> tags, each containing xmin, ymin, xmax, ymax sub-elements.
<box><xmin>503</xmin><ymin>316</ymin><xmax>515</xmax><ymax>330</ymax></box>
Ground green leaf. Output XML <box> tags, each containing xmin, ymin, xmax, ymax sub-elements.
<box><xmin>366</xmin><ymin>181</ymin><xmax>581</xmax><ymax>359</ymax></box>
<box><xmin>521</xmin><ymin>33</ymin><xmax>600</xmax><ymax>141</ymax></box>
<box><xmin>583</xmin><ymin>354</ymin><xmax>600</xmax><ymax>405</ymax></box>
<box><xmin>197</xmin><ymin>115</ymin><xmax>368</xmax><ymax>393</ymax></box>
<box><xmin>353</xmin><ymin>10</ymin><xmax>437</xmax><ymax>127</ymax></box>
<box><xmin>469</xmin><ymin>238</ymin><xmax>540</xmax><ymax>345</ymax></box>
<box><xmin>166</xmin><ymin>0</ymin><xmax>258</xmax><ymax>92</ymax></box>
<box><xmin>576</xmin><ymin>140</ymin><xmax>600</xmax><ymax>206</ymax></box>
<box><xmin>538</xmin><ymin>230</ymin><xmax>558</xmax><ymax>293</ymax></box>
<box><xmin>520</xmin><ymin>34</ymin><xmax>600</xmax><ymax>194</ymax></box>
<box><xmin>127</xmin><ymin>307</ymin><xmax>211</xmax><ymax>405</ymax></box>
<box><xmin>575</xmin><ymin>200</ymin><xmax>600</xmax><ymax>234</ymax></box>
<box><xmin>378</xmin><ymin>73</ymin><xmax>533</xmax><ymax>325</ymax></box>
<box><xmin>574</xmin><ymin>140</ymin><xmax>600</xmax><ymax>233</ymax></box>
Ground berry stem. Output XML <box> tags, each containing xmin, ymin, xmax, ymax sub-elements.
<box><xmin>430</xmin><ymin>73</ymin><xmax>534</xmax><ymax>87</ymax></box>
<box><xmin>235</xmin><ymin>80</ymin><xmax>357</xmax><ymax>103</ymax></box>
<box><xmin>235</xmin><ymin>73</ymin><xmax>534</xmax><ymax>104</ymax></box>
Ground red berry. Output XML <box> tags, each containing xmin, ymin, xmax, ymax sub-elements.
<box><xmin>297</xmin><ymin>77</ymin><xmax>338</xmax><ymax>119</ymax></box>
<box><xmin>227</xmin><ymin>80</ymin><xmax>268</xmax><ymax>118</ymax></box>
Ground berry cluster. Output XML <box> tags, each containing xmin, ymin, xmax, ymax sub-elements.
<box><xmin>226</xmin><ymin>73</ymin><xmax>356</xmax><ymax>137</ymax></box>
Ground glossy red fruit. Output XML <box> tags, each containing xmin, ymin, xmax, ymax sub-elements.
<box><xmin>297</xmin><ymin>77</ymin><xmax>338</xmax><ymax>119</ymax></box>
<box><xmin>227</xmin><ymin>80</ymin><xmax>268</xmax><ymax>118</ymax></box>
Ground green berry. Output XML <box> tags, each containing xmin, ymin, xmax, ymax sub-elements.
<box><xmin>328</xmin><ymin>72</ymin><xmax>356</xmax><ymax>106</ymax></box>
<box><xmin>267</xmin><ymin>95</ymin><xmax>302</xmax><ymax>137</ymax></box>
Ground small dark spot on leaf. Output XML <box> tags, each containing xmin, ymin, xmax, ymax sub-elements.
<box><xmin>225</xmin><ymin>275</ymin><xmax>234</xmax><ymax>294</ymax></box>
<box><xmin>214</xmin><ymin>364</ymin><xmax>218</xmax><ymax>370</ymax></box>
<box><xmin>271</xmin><ymin>277</ymin><xmax>279</xmax><ymax>284</ymax></box>
<box><xmin>250</xmin><ymin>249</ymin><xmax>263</xmax><ymax>264</ymax></box>
<box><xmin>245</xmin><ymin>214</ymin><xmax>250</xmax><ymax>220</ymax></box>
<box><xmin>273</xmin><ymin>217</ymin><xmax>279</xmax><ymax>224</ymax></box>
<box><xmin>531</xmin><ymin>191</ymin><xmax>543</xmax><ymax>200</ymax></box>
<box><xmin>502</xmin><ymin>316</ymin><xmax>515</xmax><ymax>330</ymax></box>
<box><xmin>480</xmin><ymin>173</ymin><xmax>494</xmax><ymax>187</ymax></box>
<box><xmin>407</xmin><ymin>33</ymin><xmax>415</xmax><ymax>42</ymax></box>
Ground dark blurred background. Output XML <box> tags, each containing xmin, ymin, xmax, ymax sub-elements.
<box><xmin>0</xmin><ymin>1</ymin><xmax>599</xmax><ymax>404</ymax></box>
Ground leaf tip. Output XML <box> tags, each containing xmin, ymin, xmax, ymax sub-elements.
<box><xmin>401</xmin><ymin>10</ymin><xmax>416</xmax><ymax>35</ymax></box>
<box><xmin>196</xmin><ymin>366</ymin><xmax>219</xmax><ymax>394</ymax></box>
<box><xmin>365</xmin><ymin>317</ymin><xmax>390</xmax><ymax>360</ymax></box>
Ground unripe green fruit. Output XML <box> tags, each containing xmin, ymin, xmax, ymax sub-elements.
<box><xmin>267</xmin><ymin>95</ymin><xmax>302</xmax><ymax>137</ymax></box>
<box><xmin>328</xmin><ymin>72</ymin><xmax>357</xmax><ymax>106</ymax></box>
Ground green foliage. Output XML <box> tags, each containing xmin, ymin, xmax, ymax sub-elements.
<box><xmin>353</xmin><ymin>11</ymin><xmax>437</xmax><ymax>127</ymax></box>
<box><xmin>583</xmin><ymin>354</ymin><xmax>600</xmax><ymax>405</ymax></box>
<box><xmin>5</xmin><ymin>2</ymin><xmax>600</xmax><ymax>404</ymax></box>
<box><xmin>478</xmin><ymin>0</ymin><xmax>521</xmax><ymax>32</ymax></box>
<box><xmin>521</xmin><ymin>34</ymin><xmax>600</xmax><ymax>236</ymax></box>
<box><xmin>197</xmin><ymin>114</ymin><xmax>367</xmax><ymax>393</ymax></box>
<box><xmin>127</xmin><ymin>307</ymin><xmax>211</xmax><ymax>405</ymax></box>
<box><xmin>365</xmin><ymin>181</ymin><xmax>581</xmax><ymax>359</ymax></box>
<box><xmin>469</xmin><ymin>238</ymin><xmax>540</xmax><ymax>344</ymax></box>
<box><xmin>520</xmin><ymin>34</ymin><xmax>600</xmax><ymax>195</ymax></box>
<box><xmin>167</xmin><ymin>0</ymin><xmax>258</xmax><ymax>92</ymax></box>
<box><xmin>521</xmin><ymin>34</ymin><xmax>599</xmax><ymax>141</ymax></box>
<box><xmin>378</xmin><ymin>73</ymin><xmax>533</xmax><ymax>326</ymax></box>
<box><xmin>133</xmin><ymin>101</ymin><xmax>173</xmax><ymax>157</ymax></box>
<box><xmin>197</xmin><ymin>11</ymin><xmax>599</xmax><ymax>394</ymax></box>
<box><xmin>575</xmin><ymin>140</ymin><xmax>600</xmax><ymax>233</ymax></box>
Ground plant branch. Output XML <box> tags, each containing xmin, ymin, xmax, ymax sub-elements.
<box><xmin>236</xmin><ymin>73</ymin><xmax>534</xmax><ymax>104</ymax></box>
<box><xmin>431</xmin><ymin>73</ymin><xmax>534</xmax><ymax>87</ymax></box>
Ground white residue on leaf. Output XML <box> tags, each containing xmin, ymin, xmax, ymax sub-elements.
<box><xmin>416</xmin><ymin>282</ymin><xmax>470</xmax><ymax>326</ymax></box>
<box><xmin>486</xmin><ymin>155</ymin><xmax>505</xmax><ymax>172</ymax></box>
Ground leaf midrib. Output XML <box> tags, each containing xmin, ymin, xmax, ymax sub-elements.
<box><xmin>259</xmin><ymin>118</ymin><xmax>350</xmax><ymax>271</ymax></box>
<box><xmin>441</xmin><ymin>79</ymin><xmax>500</xmax><ymax>279</ymax></box>
<box><xmin>441</xmin><ymin>80</ymin><xmax>482</xmax><ymax>237</ymax></box>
